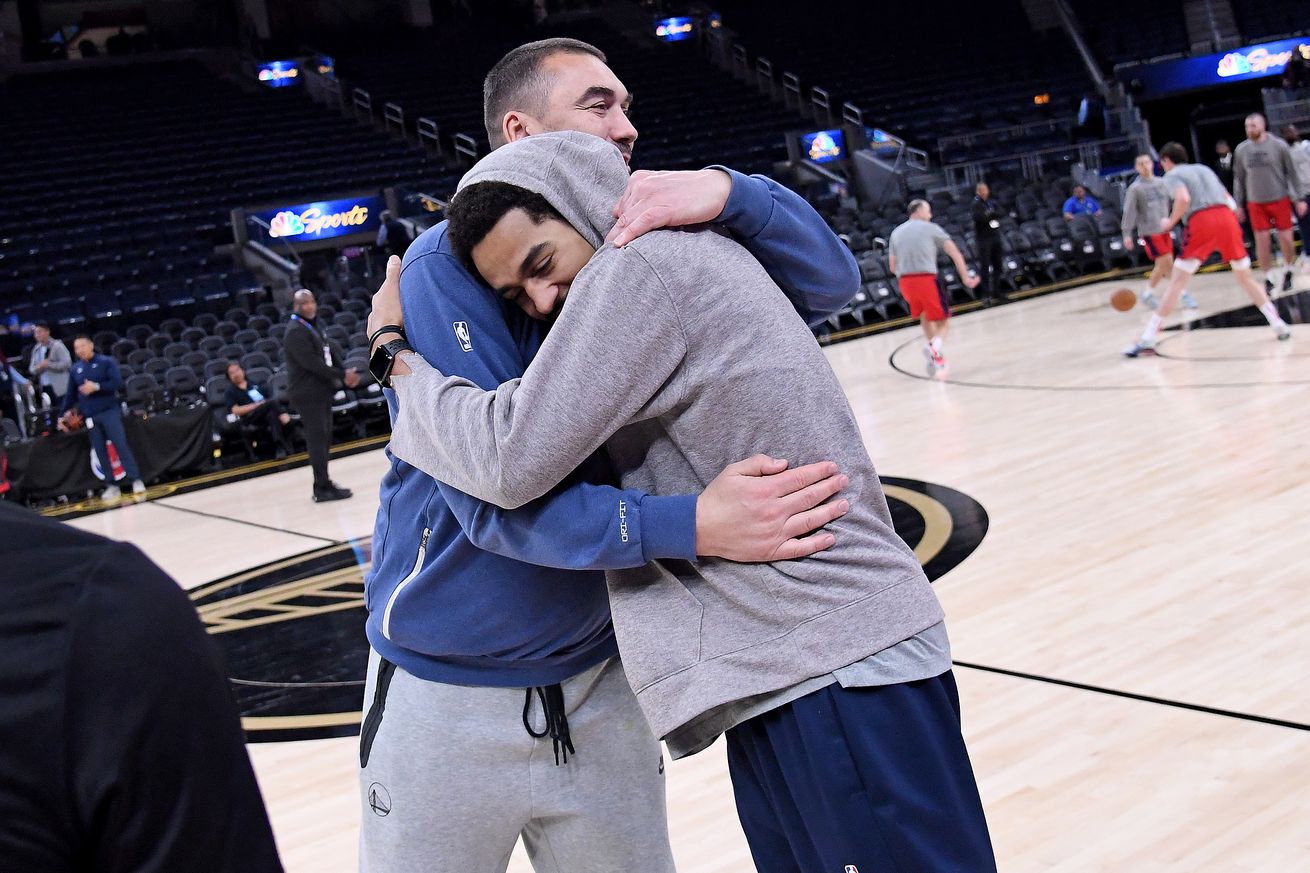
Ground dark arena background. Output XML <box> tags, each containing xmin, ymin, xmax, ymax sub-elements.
<box><xmin>1</xmin><ymin>0</ymin><xmax>1307</xmax><ymax>870</ymax></box>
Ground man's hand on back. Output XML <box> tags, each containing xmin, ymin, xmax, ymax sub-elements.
<box><xmin>606</xmin><ymin>169</ymin><xmax>733</xmax><ymax>247</ymax></box>
<box><xmin>697</xmin><ymin>455</ymin><xmax>850</xmax><ymax>562</ymax></box>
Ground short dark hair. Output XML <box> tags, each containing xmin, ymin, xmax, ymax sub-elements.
<box><xmin>1160</xmin><ymin>142</ymin><xmax>1189</xmax><ymax>164</ymax></box>
<box><xmin>447</xmin><ymin>181</ymin><xmax>565</xmax><ymax>275</ymax></box>
<box><xmin>1072</xmin><ymin>183</ymin><xmax>1086</xmax><ymax>193</ymax></box>
<box><xmin>226</xmin><ymin>359</ymin><xmax>242</xmax><ymax>371</ymax></box>
<box><xmin>33</xmin><ymin>320</ymin><xmax>50</xmax><ymax>331</ymax></box>
<box><xmin>1283</xmin><ymin>124</ymin><xmax>1300</xmax><ymax>143</ymax></box>
<box><xmin>483</xmin><ymin>38</ymin><xmax>607</xmax><ymax>147</ymax></box>
<box><xmin>73</xmin><ymin>334</ymin><xmax>93</xmax><ymax>347</ymax></box>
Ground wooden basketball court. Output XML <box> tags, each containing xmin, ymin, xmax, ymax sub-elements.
<box><xmin>65</xmin><ymin>269</ymin><xmax>1310</xmax><ymax>871</ymax></box>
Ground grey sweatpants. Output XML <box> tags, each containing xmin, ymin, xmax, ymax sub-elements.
<box><xmin>358</xmin><ymin>651</ymin><xmax>676</xmax><ymax>873</ymax></box>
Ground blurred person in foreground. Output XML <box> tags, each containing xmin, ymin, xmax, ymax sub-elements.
<box><xmin>0</xmin><ymin>500</ymin><xmax>282</xmax><ymax>873</ymax></box>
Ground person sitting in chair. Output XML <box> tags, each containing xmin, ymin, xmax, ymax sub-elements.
<box><xmin>225</xmin><ymin>362</ymin><xmax>293</xmax><ymax>460</ymax></box>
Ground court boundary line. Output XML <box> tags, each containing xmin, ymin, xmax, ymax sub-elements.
<box><xmin>153</xmin><ymin>500</ymin><xmax>345</xmax><ymax>545</ymax></box>
<box><xmin>953</xmin><ymin>660</ymin><xmax>1310</xmax><ymax>733</ymax></box>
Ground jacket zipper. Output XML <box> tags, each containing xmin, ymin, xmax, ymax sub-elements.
<box><xmin>382</xmin><ymin>527</ymin><xmax>431</xmax><ymax>641</ymax></box>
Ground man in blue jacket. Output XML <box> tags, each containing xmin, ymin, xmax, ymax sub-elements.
<box><xmin>361</xmin><ymin>39</ymin><xmax>860</xmax><ymax>873</ymax></box>
<box><xmin>60</xmin><ymin>336</ymin><xmax>146</xmax><ymax>502</ymax></box>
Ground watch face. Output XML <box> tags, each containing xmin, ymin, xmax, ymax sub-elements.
<box><xmin>368</xmin><ymin>343</ymin><xmax>393</xmax><ymax>385</ymax></box>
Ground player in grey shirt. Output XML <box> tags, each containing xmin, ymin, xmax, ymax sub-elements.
<box><xmin>887</xmin><ymin>200</ymin><xmax>977</xmax><ymax>376</ymax></box>
<box><xmin>1234</xmin><ymin>112</ymin><xmax>1307</xmax><ymax>293</ymax></box>
<box><xmin>1282</xmin><ymin>123</ymin><xmax>1310</xmax><ymax>274</ymax></box>
<box><xmin>1121</xmin><ymin>153</ymin><xmax>1196</xmax><ymax>309</ymax></box>
<box><xmin>1124</xmin><ymin>142</ymin><xmax>1290</xmax><ymax>356</ymax></box>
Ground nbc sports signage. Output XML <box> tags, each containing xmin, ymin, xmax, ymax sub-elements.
<box><xmin>655</xmin><ymin>16</ymin><xmax>695</xmax><ymax>42</ymax></box>
<box><xmin>251</xmin><ymin>195</ymin><xmax>385</xmax><ymax>246</ymax></box>
<box><xmin>1216</xmin><ymin>43</ymin><xmax>1306</xmax><ymax>79</ymax></box>
<box><xmin>1120</xmin><ymin>37</ymin><xmax>1310</xmax><ymax>99</ymax></box>
<box><xmin>256</xmin><ymin>60</ymin><xmax>301</xmax><ymax>88</ymax></box>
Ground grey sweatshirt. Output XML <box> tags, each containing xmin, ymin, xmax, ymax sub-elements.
<box><xmin>1291</xmin><ymin>140</ymin><xmax>1310</xmax><ymax>198</ymax></box>
<box><xmin>1233</xmin><ymin>136</ymin><xmax>1302</xmax><ymax>205</ymax></box>
<box><xmin>389</xmin><ymin>131</ymin><xmax>943</xmax><ymax>744</ymax></box>
<box><xmin>1121</xmin><ymin>176</ymin><xmax>1171</xmax><ymax>238</ymax></box>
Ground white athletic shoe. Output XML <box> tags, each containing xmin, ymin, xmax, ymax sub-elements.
<box><xmin>131</xmin><ymin>479</ymin><xmax>147</xmax><ymax>495</ymax></box>
<box><xmin>922</xmin><ymin>344</ymin><xmax>938</xmax><ymax>377</ymax></box>
<box><xmin>1122</xmin><ymin>339</ymin><xmax>1157</xmax><ymax>358</ymax></box>
<box><xmin>101</xmin><ymin>484</ymin><xmax>122</xmax><ymax>503</ymax></box>
<box><xmin>1141</xmin><ymin>290</ymin><xmax>1159</xmax><ymax>310</ymax></box>
<box><xmin>1276</xmin><ymin>323</ymin><xmax>1292</xmax><ymax>341</ymax></box>
<box><xmin>1181</xmin><ymin>291</ymin><xmax>1199</xmax><ymax>309</ymax></box>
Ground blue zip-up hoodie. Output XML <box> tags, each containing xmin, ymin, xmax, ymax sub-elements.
<box><xmin>62</xmin><ymin>354</ymin><xmax>124</xmax><ymax>417</ymax></box>
<box><xmin>365</xmin><ymin>167</ymin><xmax>859</xmax><ymax>688</ymax></box>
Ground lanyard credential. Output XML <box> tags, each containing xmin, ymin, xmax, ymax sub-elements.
<box><xmin>291</xmin><ymin>314</ymin><xmax>333</xmax><ymax>368</ymax></box>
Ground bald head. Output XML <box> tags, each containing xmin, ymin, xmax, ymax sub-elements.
<box><xmin>292</xmin><ymin>289</ymin><xmax>317</xmax><ymax>320</ymax></box>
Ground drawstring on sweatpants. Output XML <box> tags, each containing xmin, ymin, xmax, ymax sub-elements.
<box><xmin>523</xmin><ymin>683</ymin><xmax>575</xmax><ymax>765</ymax></box>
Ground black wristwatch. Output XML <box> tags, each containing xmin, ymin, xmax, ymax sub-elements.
<box><xmin>369</xmin><ymin>337</ymin><xmax>413</xmax><ymax>388</ymax></box>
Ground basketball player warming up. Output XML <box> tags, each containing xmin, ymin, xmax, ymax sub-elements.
<box><xmin>1123</xmin><ymin>142</ymin><xmax>1291</xmax><ymax>358</ymax></box>
<box><xmin>1121</xmin><ymin>152</ymin><xmax>1197</xmax><ymax>310</ymax></box>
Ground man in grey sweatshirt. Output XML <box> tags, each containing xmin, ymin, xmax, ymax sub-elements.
<box><xmin>1120</xmin><ymin>153</ymin><xmax>1196</xmax><ymax>310</ymax></box>
<box><xmin>1234</xmin><ymin>112</ymin><xmax>1307</xmax><ymax>293</ymax></box>
<box><xmin>382</xmin><ymin>131</ymin><xmax>994</xmax><ymax>871</ymax></box>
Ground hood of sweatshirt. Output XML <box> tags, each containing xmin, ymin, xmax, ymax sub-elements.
<box><xmin>454</xmin><ymin>131</ymin><xmax>627</xmax><ymax>248</ymax></box>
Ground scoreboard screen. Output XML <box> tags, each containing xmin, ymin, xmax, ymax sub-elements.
<box><xmin>800</xmin><ymin>129</ymin><xmax>846</xmax><ymax>164</ymax></box>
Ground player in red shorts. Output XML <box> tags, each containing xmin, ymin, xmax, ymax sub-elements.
<box><xmin>888</xmin><ymin>199</ymin><xmax>979</xmax><ymax>376</ymax></box>
<box><xmin>1124</xmin><ymin>142</ymin><xmax>1291</xmax><ymax>357</ymax></box>
<box><xmin>1121</xmin><ymin>153</ymin><xmax>1197</xmax><ymax>309</ymax></box>
<box><xmin>1234</xmin><ymin>112</ymin><xmax>1307</xmax><ymax>295</ymax></box>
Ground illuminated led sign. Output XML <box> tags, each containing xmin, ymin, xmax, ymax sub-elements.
<box><xmin>655</xmin><ymin>17</ymin><xmax>695</xmax><ymax>42</ymax></box>
<box><xmin>256</xmin><ymin>60</ymin><xmax>301</xmax><ymax>88</ymax></box>
<box><xmin>800</xmin><ymin>129</ymin><xmax>846</xmax><ymax>163</ymax></box>
<box><xmin>1121</xmin><ymin>38</ymin><xmax>1310</xmax><ymax>99</ymax></box>
<box><xmin>251</xmin><ymin>196</ymin><xmax>384</xmax><ymax>244</ymax></box>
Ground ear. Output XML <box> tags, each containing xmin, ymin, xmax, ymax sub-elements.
<box><xmin>502</xmin><ymin>110</ymin><xmax>537</xmax><ymax>144</ymax></box>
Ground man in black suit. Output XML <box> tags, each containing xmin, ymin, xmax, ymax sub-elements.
<box><xmin>282</xmin><ymin>289</ymin><xmax>358</xmax><ymax>502</ymax></box>
<box><xmin>970</xmin><ymin>182</ymin><xmax>1006</xmax><ymax>304</ymax></box>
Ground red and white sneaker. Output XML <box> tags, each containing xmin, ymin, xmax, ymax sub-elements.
<box><xmin>923</xmin><ymin>345</ymin><xmax>947</xmax><ymax>376</ymax></box>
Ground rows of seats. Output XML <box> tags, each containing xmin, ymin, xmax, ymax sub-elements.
<box><xmin>1068</xmin><ymin>0</ymin><xmax>1189</xmax><ymax>67</ymax></box>
<box><xmin>714</xmin><ymin>0</ymin><xmax>1094</xmax><ymax>159</ymax></box>
<box><xmin>11</xmin><ymin>288</ymin><xmax>389</xmax><ymax>465</ymax></box>
<box><xmin>0</xmin><ymin>59</ymin><xmax>457</xmax><ymax>330</ymax></box>
<box><xmin>334</xmin><ymin>18</ymin><xmax>809</xmax><ymax>175</ymax></box>
<box><xmin>1233</xmin><ymin>0</ymin><xmax>1309</xmax><ymax>42</ymax></box>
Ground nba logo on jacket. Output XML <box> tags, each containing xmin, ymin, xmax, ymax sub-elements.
<box><xmin>453</xmin><ymin>321</ymin><xmax>473</xmax><ymax>352</ymax></box>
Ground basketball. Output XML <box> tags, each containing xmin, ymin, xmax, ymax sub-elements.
<box><xmin>1111</xmin><ymin>288</ymin><xmax>1137</xmax><ymax>311</ymax></box>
